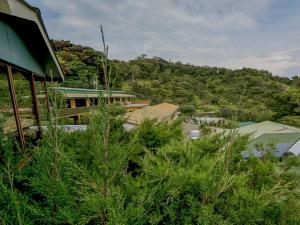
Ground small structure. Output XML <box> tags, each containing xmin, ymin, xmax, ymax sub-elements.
<box><xmin>123</xmin><ymin>103</ymin><xmax>179</xmax><ymax>131</ymax></box>
<box><xmin>0</xmin><ymin>0</ymin><xmax>63</xmax><ymax>149</ymax></box>
<box><xmin>183</xmin><ymin>123</ymin><xmax>201</xmax><ymax>140</ymax></box>
<box><xmin>195</xmin><ymin>117</ymin><xmax>225</xmax><ymax>127</ymax></box>
<box><xmin>238</xmin><ymin>121</ymin><xmax>300</xmax><ymax>158</ymax></box>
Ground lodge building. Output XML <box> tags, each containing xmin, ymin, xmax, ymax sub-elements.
<box><xmin>52</xmin><ymin>87</ymin><xmax>135</xmax><ymax>108</ymax></box>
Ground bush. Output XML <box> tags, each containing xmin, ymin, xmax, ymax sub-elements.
<box><xmin>179</xmin><ymin>104</ymin><xmax>196</xmax><ymax>115</ymax></box>
<box><xmin>1</xmin><ymin>119</ymin><xmax>300</xmax><ymax>224</ymax></box>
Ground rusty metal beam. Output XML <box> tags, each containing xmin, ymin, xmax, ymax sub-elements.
<box><xmin>6</xmin><ymin>65</ymin><xmax>25</xmax><ymax>149</ymax></box>
<box><xmin>30</xmin><ymin>73</ymin><xmax>42</xmax><ymax>138</ymax></box>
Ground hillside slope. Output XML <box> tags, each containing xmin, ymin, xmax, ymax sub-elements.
<box><xmin>51</xmin><ymin>40</ymin><xmax>300</xmax><ymax>123</ymax></box>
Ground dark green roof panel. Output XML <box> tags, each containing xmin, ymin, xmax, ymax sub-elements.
<box><xmin>0</xmin><ymin>19</ymin><xmax>45</xmax><ymax>76</ymax></box>
<box><xmin>54</xmin><ymin>87</ymin><xmax>124</xmax><ymax>94</ymax></box>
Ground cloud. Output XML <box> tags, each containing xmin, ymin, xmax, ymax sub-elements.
<box><xmin>221</xmin><ymin>49</ymin><xmax>300</xmax><ymax>76</ymax></box>
<box><xmin>27</xmin><ymin>0</ymin><xmax>300</xmax><ymax>77</ymax></box>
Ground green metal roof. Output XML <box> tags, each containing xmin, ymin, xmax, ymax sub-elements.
<box><xmin>238</xmin><ymin>121</ymin><xmax>300</xmax><ymax>139</ymax></box>
<box><xmin>0</xmin><ymin>0</ymin><xmax>63</xmax><ymax>81</ymax></box>
<box><xmin>237</xmin><ymin>121</ymin><xmax>300</xmax><ymax>156</ymax></box>
<box><xmin>239</xmin><ymin>121</ymin><xmax>256</xmax><ymax>128</ymax></box>
<box><xmin>49</xmin><ymin>87</ymin><xmax>135</xmax><ymax>100</ymax></box>
<box><xmin>246</xmin><ymin>133</ymin><xmax>300</xmax><ymax>151</ymax></box>
<box><xmin>53</xmin><ymin>87</ymin><xmax>124</xmax><ymax>94</ymax></box>
<box><xmin>0</xmin><ymin>19</ymin><xmax>45</xmax><ymax>76</ymax></box>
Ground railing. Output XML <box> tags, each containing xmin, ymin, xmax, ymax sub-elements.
<box><xmin>58</xmin><ymin>106</ymin><xmax>96</xmax><ymax>118</ymax></box>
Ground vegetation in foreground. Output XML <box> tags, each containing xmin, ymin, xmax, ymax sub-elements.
<box><xmin>1</xmin><ymin>116</ymin><xmax>300</xmax><ymax>224</ymax></box>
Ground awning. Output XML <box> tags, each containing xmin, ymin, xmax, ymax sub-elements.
<box><xmin>0</xmin><ymin>0</ymin><xmax>64</xmax><ymax>81</ymax></box>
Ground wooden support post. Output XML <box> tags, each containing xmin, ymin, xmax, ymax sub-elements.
<box><xmin>6</xmin><ymin>65</ymin><xmax>25</xmax><ymax>149</ymax></box>
<box><xmin>30</xmin><ymin>74</ymin><xmax>42</xmax><ymax>137</ymax></box>
<box><xmin>70</xmin><ymin>99</ymin><xmax>76</xmax><ymax>108</ymax></box>
<box><xmin>86</xmin><ymin>99</ymin><xmax>91</xmax><ymax>107</ymax></box>
<box><xmin>42</xmin><ymin>79</ymin><xmax>51</xmax><ymax>114</ymax></box>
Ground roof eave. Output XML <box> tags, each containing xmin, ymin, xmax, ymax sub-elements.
<box><xmin>16</xmin><ymin>0</ymin><xmax>64</xmax><ymax>81</ymax></box>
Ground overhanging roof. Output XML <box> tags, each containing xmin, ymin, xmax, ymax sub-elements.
<box><xmin>53</xmin><ymin>87</ymin><xmax>124</xmax><ymax>94</ymax></box>
<box><xmin>0</xmin><ymin>0</ymin><xmax>64</xmax><ymax>81</ymax></box>
<box><xmin>63</xmin><ymin>93</ymin><xmax>135</xmax><ymax>99</ymax></box>
<box><xmin>52</xmin><ymin>87</ymin><xmax>135</xmax><ymax>99</ymax></box>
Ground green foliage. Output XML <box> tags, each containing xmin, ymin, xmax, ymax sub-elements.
<box><xmin>127</xmin><ymin>134</ymin><xmax>300</xmax><ymax>225</ymax></box>
<box><xmin>1</xmin><ymin>119</ymin><xmax>300</xmax><ymax>224</ymax></box>
<box><xmin>179</xmin><ymin>104</ymin><xmax>196</xmax><ymax>115</ymax></box>
<box><xmin>279</xmin><ymin>116</ymin><xmax>300</xmax><ymax>128</ymax></box>
<box><xmin>133</xmin><ymin>119</ymin><xmax>183</xmax><ymax>151</ymax></box>
<box><xmin>50</xmin><ymin>40</ymin><xmax>300</xmax><ymax>124</ymax></box>
<box><xmin>272</xmin><ymin>88</ymin><xmax>300</xmax><ymax>119</ymax></box>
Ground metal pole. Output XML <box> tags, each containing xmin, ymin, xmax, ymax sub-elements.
<box><xmin>6</xmin><ymin>65</ymin><xmax>25</xmax><ymax>149</ymax></box>
<box><xmin>30</xmin><ymin>73</ymin><xmax>42</xmax><ymax>137</ymax></box>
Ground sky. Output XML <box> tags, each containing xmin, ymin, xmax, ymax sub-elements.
<box><xmin>27</xmin><ymin>0</ymin><xmax>300</xmax><ymax>77</ymax></box>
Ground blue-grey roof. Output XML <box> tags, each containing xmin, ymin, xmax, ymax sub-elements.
<box><xmin>242</xmin><ymin>143</ymin><xmax>294</xmax><ymax>159</ymax></box>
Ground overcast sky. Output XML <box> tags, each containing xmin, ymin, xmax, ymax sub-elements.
<box><xmin>27</xmin><ymin>0</ymin><xmax>300</xmax><ymax>77</ymax></box>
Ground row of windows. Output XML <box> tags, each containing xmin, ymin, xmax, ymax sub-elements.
<box><xmin>66</xmin><ymin>97</ymin><xmax>132</xmax><ymax>108</ymax></box>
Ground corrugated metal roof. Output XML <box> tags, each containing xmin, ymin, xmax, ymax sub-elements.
<box><xmin>53</xmin><ymin>87</ymin><xmax>124</xmax><ymax>94</ymax></box>
<box><xmin>125</xmin><ymin>103</ymin><xmax>179</xmax><ymax>125</ymax></box>
<box><xmin>52</xmin><ymin>87</ymin><xmax>135</xmax><ymax>99</ymax></box>
<box><xmin>238</xmin><ymin>121</ymin><xmax>300</xmax><ymax>139</ymax></box>
<box><xmin>0</xmin><ymin>19</ymin><xmax>45</xmax><ymax>75</ymax></box>
<box><xmin>236</xmin><ymin>121</ymin><xmax>300</xmax><ymax>158</ymax></box>
<box><xmin>242</xmin><ymin>143</ymin><xmax>292</xmax><ymax>158</ymax></box>
<box><xmin>151</xmin><ymin>103</ymin><xmax>179</xmax><ymax>112</ymax></box>
<box><xmin>63</xmin><ymin>93</ymin><xmax>135</xmax><ymax>99</ymax></box>
<box><xmin>252</xmin><ymin>132</ymin><xmax>300</xmax><ymax>144</ymax></box>
<box><xmin>246</xmin><ymin>132</ymin><xmax>300</xmax><ymax>151</ymax></box>
<box><xmin>36</xmin><ymin>93</ymin><xmax>135</xmax><ymax>100</ymax></box>
<box><xmin>0</xmin><ymin>0</ymin><xmax>63</xmax><ymax>81</ymax></box>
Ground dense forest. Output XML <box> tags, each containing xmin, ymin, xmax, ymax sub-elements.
<box><xmin>51</xmin><ymin>40</ymin><xmax>300</xmax><ymax>126</ymax></box>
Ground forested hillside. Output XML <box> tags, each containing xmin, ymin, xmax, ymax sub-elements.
<box><xmin>51</xmin><ymin>40</ymin><xmax>300</xmax><ymax>125</ymax></box>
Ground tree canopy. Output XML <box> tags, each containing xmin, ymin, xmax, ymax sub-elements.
<box><xmin>51</xmin><ymin>40</ymin><xmax>300</xmax><ymax>123</ymax></box>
